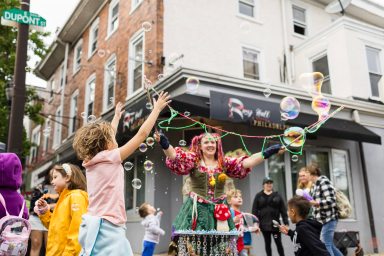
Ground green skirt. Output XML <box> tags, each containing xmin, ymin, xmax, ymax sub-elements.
<box><xmin>173</xmin><ymin>197</ymin><xmax>235</xmax><ymax>231</ymax></box>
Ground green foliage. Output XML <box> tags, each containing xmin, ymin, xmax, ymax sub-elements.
<box><xmin>0</xmin><ymin>0</ymin><xmax>49</xmax><ymax>157</ymax></box>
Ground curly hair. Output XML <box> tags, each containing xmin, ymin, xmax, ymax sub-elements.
<box><xmin>73</xmin><ymin>121</ymin><xmax>114</xmax><ymax>161</ymax></box>
<box><xmin>189</xmin><ymin>133</ymin><xmax>224</xmax><ymax>169</ymax></box>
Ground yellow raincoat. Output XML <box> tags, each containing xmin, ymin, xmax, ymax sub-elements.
<box><xmin>39</xmin><ymin>188</ymin><xmax>88</xmax><ymax>256</ymax></box>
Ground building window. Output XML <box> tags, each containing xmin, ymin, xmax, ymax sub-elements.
<box><xmin>129</xmin><ymin>34</ymin><xmax>144</xmax><ymax>95</ymax></box>
<box><xmin>125</xmin><ymin>155</ymin><xmax>146</xmax><ymax>211</ymax></box>
<box><xmin>270</xmin><ymin>148</ymin><xmax>354</xmax><ymax>218</ymax></box>
<box><xmin>30</xmin><ymin>126</ymin><xmax>41</xmax><ymax>164</ymax></box>
<box><xmin>73</xmin><ymin>39</ymin><xmax>83</xmax><ymax>73</ymax></box>
<box><xmin>85</xmin><ymin>76</ymin><xmax>96</xmax><ymax>119</ymax></box>
<box><xmin>104</xmin><ymin>56</ymin><xmax>116</xmax><ymax>111</ymax></box>
<box><xmin>243</xmin><ymin>47</ymin><xmax>260</xmax><ymax>80</ymax></box>
<box><xmin>53</xmin><ymin>107</ymin><xmax>62</xmax><ymax>148</ymax></box>
<box><xmin>108</xmin><ymin>0</ymin><xmax>119</xmax><ymax>36</ymax></box>
<box><xmin>292</xmin><ymin>5</ymin><xmax>306</xmax><ymax>36</ymax></box>
<box><xmin>69</xmin><ymin>91</ymin><xmax>78</xmax><ymax>135</ymax></box>
<box><xmin>88</xmin><ymin>18</ymin><xmax>99</xmax><ymax>57</ymax></box>
<box><xmin>48</xmin><ymin>79</ymin><xmax>55</xmax><ymax>101</ymax></box>
<box><xmin>131</xmin><ymin>0</ymin><xmax>143</xmax><ymax>11</ymax></box>
<box><xmin>59</xmin><ymin>65</ymin><xmax>65</xmax><ymax>89</ymax></box>
<box><xmin>43</xmin><ymin>120</ymin><xmax>50</xmax><ymax>154</ymax></box>
<box><xmin>365</xmin><ymin>46</ymin><xmax>382</xmax><ymax>98</ymax></box>
<box><xmin>312</xmin><ymin>55</ymin><xmax>331</xmax><ymax>94</ymax></box>
<box><xmin>239</xmin><ymin>0</ymin><xmax>255</xmax><ymax>18</ymax></box>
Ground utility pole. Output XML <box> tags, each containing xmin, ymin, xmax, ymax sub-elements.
<box><xmin>7</xmin><ymin>0</ymin><xmax>30</xmax><ymax>155</ymax></box>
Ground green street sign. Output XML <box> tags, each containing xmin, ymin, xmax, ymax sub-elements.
<box><xmin>1</xmin><ymin>8</ymin><xmax>46</xmax><ymax>27</ymax></box>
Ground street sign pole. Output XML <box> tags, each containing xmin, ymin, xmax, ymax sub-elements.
<box><xmin>7</xmin><ymin>0</ymin><xmax>30</xmax><ymax>155</ymax></box>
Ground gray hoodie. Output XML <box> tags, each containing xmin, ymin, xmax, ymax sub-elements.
<box><xmin>141</xmin><ymin>214</ymin><xmax>165</xmax><ymax>244</ymax></box>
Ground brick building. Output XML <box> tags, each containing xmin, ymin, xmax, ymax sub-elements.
<box><xmin>31</xmin><ymin>0</ymin><xmax>384</xmax><ymax>254</ymax></box>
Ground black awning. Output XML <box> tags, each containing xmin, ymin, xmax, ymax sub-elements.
<box><xmin>287</xmin><ymin>113</ymin><xmax>381</xmax><ymax>145</ymax></box>
<box><xmin>171</xmin><ymin>94</ymin><xmax>210</xmax><ymax>118</ymax></box>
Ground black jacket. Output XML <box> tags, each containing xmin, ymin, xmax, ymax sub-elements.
<box><xmin>287</xmin><ymin>219</ymin><xmax>330</xmax><ymax>256</ymax></box>
<box><xmin>252</xmin><ymin>191</ymin><xmax>288</xmax><ymax>231</ymax></box>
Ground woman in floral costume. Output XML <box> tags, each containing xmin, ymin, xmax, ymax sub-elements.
<box><xmin>155</xmin><ymin>131</ymin><xmax>283</xmax><ymax>232</ymax></box>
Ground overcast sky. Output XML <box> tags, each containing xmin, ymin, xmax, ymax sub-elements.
<box><xmin>26</xmin><ymin>0</ymin><xmax>79</xmax><ymax>87</ymax></box>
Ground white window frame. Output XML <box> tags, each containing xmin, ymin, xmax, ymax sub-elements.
<box><xmin>29</xmin><ymin>125</ymin><xmax>41</xmax><ymax>164</ymax></box>
<box><xmin>107</xmin><ymin>0</ymin><xmax>119</xmax><ymax>38</ymax></box>
<box><xmin>292</xmin><ymin>5</ymin><xmax>307</xmax><ymax>36</ymax></box>
<box><xmin>53</xmin><ymin>107</ymin><xmax>62</xmax><ymax>149</ymax></box>
<box><xmin>69</xmin><ymin>90</ymin><xmax>79</xmax><ymax>135</ymax></box>
<box><xmin>311</xmin><ymin>52</ymin><xmax>332</xmax><ymax>95</ymax></box>
<box><xmin>85</xmin><ymin>74</ymin><xmax>96</xmax><ymax>123</ymax></box>
<box><xmin>130</xmin><ymin>0</ymin><xmax>143</xmax><ymax>14</ymax></box>
<box><xmin>73</xmin><ymin>39</ymin><xmax>83</xmax><ymax>74</ymax></box>
<box><xmin>265</xmin><ymin>147</ymin><xmax>356</xmax><ymax>220</ymax></box>
<box><xmin>238</xmin><ymin>0</ymin><xmax>255</xmax><ymax>18</ymax></box>
<box><xmin>103</xmin><ymin>55</ymin><xmax>116</xmax><ymax>112</ymax></box>
<box><xmin>365</xmin><ymin>46</ymin><xmax>383</xmax><ymax>100</ymax></box>
<box><xmin>88</xmin><ymin>18</ymin><xmax>100</xmax><ymax>58</ymax></box>
<box><xmin>59</xmin><ymin>64</ymin><xmax>65</xmax><ymax>90</ymax></box>
<box><xmin>48</xmin><ymin>78</ymin><xmax>55</xmax><ymax>102</ymax></box>
<box><xmin>128</xmin><ymin>30</ymin><xmax>145</xmax><ymax>98</ymax></box>
<box><xmin>242</xmin><ymin>46</ymin><xmax>262</xmax><ymax>81</ymax></box>
<box><xmin>42</xmin><ymin>120</ymin><xmax>50</xmax><ymax>154</ymax></box>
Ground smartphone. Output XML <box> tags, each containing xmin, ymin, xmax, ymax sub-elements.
<box><xmin>272</xmin><ymin>220</ymin><xmax>280</xmax><ymax>227</ymax></box>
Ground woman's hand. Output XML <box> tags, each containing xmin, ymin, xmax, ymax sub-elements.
<box><xmin>152</xmin><ymin>91</ymin><xmax>171</xmax><ymax>113</ymax></box>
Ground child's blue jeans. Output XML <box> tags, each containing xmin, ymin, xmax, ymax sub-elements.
<box><xmin>142</xmin><ymin>240</ymin><xmax>156</xmax><ymax>256</ymax></box>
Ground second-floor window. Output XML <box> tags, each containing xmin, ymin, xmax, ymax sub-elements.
<box><xmin>88</xmin><ymin>18</ymin><xmax>99</xmax><ymax>57</ymax></box>
<box><xmin>312</xmin><ymin>55</ymin><xmax>331</xmax><ymax>94</ymax></box>
<box><xmin>48</xmin><ymin>79</ymin><xmax>55</xmax><ymax>101</ymax></box>
<box><xmin>365</xmin><ymin>46</ymin><xmax>382</xmax><ymax>98</ymax></box>
<box><xmin>131</xmin><ymin>0</ymin><xmax>143</xmax><ymax>11</ymax></box>
<box><xmin>129</xmin><ymin>34</ymin><xmax>144</xmax><ymax>94</ymax></box>
<box><xmin>69</xmin><ymin>91</ymin><xmax>78</xmax><ymax>135</ymax></box>
<box><xmin>104</xmin><ymin>56</ymin><xmax>116</xmax><ymax>111</ymax></box>
<box><xmin>108</xmin><ymin>0</ymin><xmax>119</xmax><ymax>36</ymax></box>
<box><xmin>86</xmin><ymin>76</ymin><xmax>96</xmax><ymax>118</ymax></box>
<box><xmin>292</xmin><ymin>5</ymin><xmax>306</xmax><ymax>36</ymax></box>
<box><xmin>53</xmin><ymin>108</ymin><xmax>62</xmax><ymax>148</ymax></box>
<box><xmin>239</xmin><ymin>0</ymin><xmax>255</xmax><ymax>18</ymax></box>
<box><xmin>60</xmin><ymin>65</ymin><xmax>65</xmax><ymax>89</ymax></box>
<box><xmin>73</xmin><ymin>39</ymin><xmax>83</xmax><ymax>73</ymax></box>
<box><xmin>30</xmin><ymin>126</ymin><xmax>40</xmax><ymax>163</ymax></box>
<box><xmin>243</xmin><ymin>47</ymin><xmax>260</xmax><ymax>80</ymax></box>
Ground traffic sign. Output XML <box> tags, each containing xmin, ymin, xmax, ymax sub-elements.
<box><xmin>1</xmin><ymin>8</ymin><xmax>46</xmax><ymax>31</ymax></box>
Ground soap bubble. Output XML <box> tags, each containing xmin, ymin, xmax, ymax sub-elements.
<box><xmin>142</xmin><ymin>21</ymin><xmax>152</xmax><ymax>32</ymax></box>
<box><xmin>312</xmin><ymin>96</ymin><xmax>331</xmax><ymax>117</ymax></box>
<box><xmin>143</xmin><ymin>160</ymin><xmax>154</xmax><ymax>171</ymax></box>
<box><xmin>179</xmin><ymin>140</ymin><xmax>187</xmax><ymax>146</ymax></box>
<box><xmin>280</xmin><ymin>96</ymin><xmax>300</xmax><ymax>120</ymax></box>
<box><xmin>87</xmin><ymin>115</ymin><xmax>97</xmax><ymax>123</ymax></box>
<box><xmin>124</xmin><ymin>162</ymin><xmax>134</xmax><ymax>171</ymax></box>
<box><xmin>80</xmin><ymin>112</ymin><xmax>87</xmax><ymax>119</ymax></box>
<box><xmin>97</xmin><ymin>49</ymin><xmax>106</xmax><ymax>58</ymax></box>
<box><xmin>145</xmin><ymin>102</ymin><xmax>153</xmax><ymax>110</ymax></box>
<box><xmin>139</xmin><ymin>143</ymin><xmax>148</xmax><ymax>152</ymax></box>
<box><xmin>146</xmin><ymin>137</ymin><xmax>155</xmax><ymax>147</ymax></box>
<box><xmin>158</xmin><ymin>74</ymin><xmax>164</xmax><ymax>80</ymax></box>
<box><xmin>183</xmin><ymin>111</ymin><xmax>191</xmax><ymax>117</ymax></box>
<box><xmin>291</xmin><ymin>155</ymin><xmax>299</xmax><ymax>162</ymax></box>
<box><xmin>283</xmin><ymin>127</ymin><xmax>305</xmax><ymax>148</ymax></box>
<box><xmin>132</xmin><ymin>178</ymin><xmax>142</xmax><ymax>189</ymax></box>
<box><xmin>186</xmin><ymin>77</ymin><xmax>199</xmax><ymax>94</ymax></box>
<box><xmin>299</xmin><ymin>72</ymin><xmax>324</xmax><ymax>97</ymax></box>
<box><xmin>263</xmin><ymin>88</ymin><xmax>272</xmax><ymax>98</ymax></box>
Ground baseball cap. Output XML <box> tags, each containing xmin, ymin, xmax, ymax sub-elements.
<box><xmin>263</xmin><ymin>176</ymin><xmax>273</xmax><ymax>184</ymax></box>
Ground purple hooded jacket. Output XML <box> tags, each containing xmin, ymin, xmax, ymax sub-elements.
<box><xmin>0</xmin><ymin>153</ymin><xmax>28</xmax><ymax>219</ymax></box>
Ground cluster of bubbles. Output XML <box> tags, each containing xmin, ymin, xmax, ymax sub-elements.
<box><xmin>299</xmin><ymin>72</ymin><xmax>331</xmax><ymax>120</ymax></box>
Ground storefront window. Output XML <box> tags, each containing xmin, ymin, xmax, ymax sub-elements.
<box><xmin>331</xmin><ymin>149</ymin><xmax>351</xmax><ymax>199</ymax></box>
<box><xmin>290</xmin><ymin>151</ymin><xmax>307</xmax><ymax>193</ymax></box>
<box><xmin>125</xmin><ymin>155</ymin><xmax>145</xmax><ymax>211</ymax></box>
<box><xmin>267</xmin><ymin>153</ymin><xmax>287</xmax><ymax>202</ymax></box>
<box><xmin>308</xmin><ymin>150</ymin><xmax>330</xmax><ymax>179</ymax></box>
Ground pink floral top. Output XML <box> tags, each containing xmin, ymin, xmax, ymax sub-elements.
<box><xmin>165</xmin><ymin>147</ymin><xmax>251</xmax><ymax>179</ymax></box>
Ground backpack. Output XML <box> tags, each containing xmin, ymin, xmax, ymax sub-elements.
<box><xmin>335</xmin><ymin>189</ymin><xmax>352</xmax><ymax>219</ymax></box>
<box><xmin>0</xmin><ymin>193</ymin><xmax>31</xmax><ymax>256</ymax></box>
